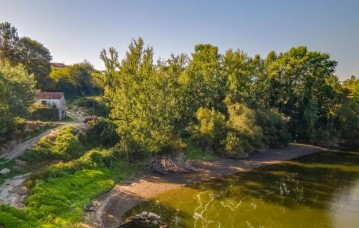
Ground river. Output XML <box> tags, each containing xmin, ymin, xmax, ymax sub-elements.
<box><xmin>124</xmin><ymin>150</ymin><xmax>359</xmax><ymax>227</ymax></box>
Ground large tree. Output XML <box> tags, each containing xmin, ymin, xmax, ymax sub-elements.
<box><xmin>16</xmin><ymin>37</ymin><xmax>52</xmax><ymax>89</ymax></box>
<box><xmin>179</xmin><ymin>44</ymin><xmax>225</xmax><ymax>114</ymax></box>
<box><xmin>101</xmin><ymin>38</ymin><xmax>183</xmax><ymax>157</ymax></box>
<box><xmin>0</xmin><ymin>22</ymin><xmax>19</xmax><ymax>63</ymax></box>
<box><xmin>0</xmin><ymin>22</ymin><xmax>52</xmax><ymax>90</ymax></box>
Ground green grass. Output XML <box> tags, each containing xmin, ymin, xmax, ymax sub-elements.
<box><xmin>184</xmin><ymin>143</ymin><xmax>216</xmax><ymax>161</ymax></box>
<box><xmin>0</xmin><ymin>125</ymin><xmax>141</xmax><ymax>227</ymax></box>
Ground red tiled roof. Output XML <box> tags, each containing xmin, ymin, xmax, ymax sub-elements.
<box><xmin>37</xmin><ymin>92</ymin><xmax>64</xmax><ymax>99</ymax></box>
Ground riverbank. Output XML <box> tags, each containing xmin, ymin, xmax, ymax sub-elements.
<box><xmin>85</xmin><ymin>144</ymin><xmax>324</xmax><ymax>228</ymax></box>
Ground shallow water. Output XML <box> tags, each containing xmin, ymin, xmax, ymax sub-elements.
<box><xmin>125</xmin><ymin>150</ymin><xmax>359</xmax><ymax>228</ymax></box>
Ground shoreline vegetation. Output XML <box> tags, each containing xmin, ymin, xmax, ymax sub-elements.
<box><xmin>87</xmin><ymin>144</ymin><xmax>324</xmax><ymax>227</ymax></box>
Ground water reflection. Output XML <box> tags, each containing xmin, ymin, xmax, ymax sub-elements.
<box><xmin>125</xmin><ymin>150</ymin><xmax>359</xmax><ymax>227</ymax></box>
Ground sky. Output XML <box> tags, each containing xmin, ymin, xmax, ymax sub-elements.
<box><xmin>0</xmin><ymin>0</ymin><xmax>358</xmax><ymax>80</ymax></box>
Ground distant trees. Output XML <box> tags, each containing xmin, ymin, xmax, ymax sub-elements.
<box><xmin>50</xmin><ymin>61</ymin><xmax>101</xmax><ymax>99</ymax></box>
<box><xmin>0</xmin><ymin>22</ymin><xmax>52</xmax><ymax>90</ymax></box>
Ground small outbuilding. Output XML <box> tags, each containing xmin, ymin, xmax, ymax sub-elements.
<box><xmin>37</xmin><ymin>92</ymin><xmax>66</xmax><ymax>120</ymax></box>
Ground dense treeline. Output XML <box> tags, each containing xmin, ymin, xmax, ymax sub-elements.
<box><xmin>101</xmin><ymin>38</ymin><xmax>359</xmax><ymax>158</ymax></box>
<box><xmin>1</xmin><ymin>20</ymin><xmax>358</xmax><ymax>155</ymax></box>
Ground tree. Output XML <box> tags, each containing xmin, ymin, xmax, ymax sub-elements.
<box><xmin>222</xmin><ymin>49</ymin><xmax>254</xmax><ymax>101</ymax></box>
<box><xmin>0</xmin><ymin>22</ymin><xmax>19</xmax><ymax>64</ymax></box>
<box><xmin>101</xmin><ymin>38</ymin><xmax>183</xmax><ymax>157</ymax></box>
<box><xmin>179</xmin><ymin>44</ymin><xmax>225</xmax><ymax>114</ymax></box>
<box><xmin>50</xmin><ymin>61</ymin><xmax>100</xmax><ymax>99</ymax></box>
<box><xmin>16</xmin><ymin>37</ymin><xmax>52</xmax><ymax>90</ymax></box>
<box><xmin>0</xmin><ymin>22</ymin><xmax>53</xmax><ymax>90</ymax></box>
<box><xmin>343</xmin><ymin>75</ymin><xmax>359</xmax><ymax>101</ymax></box>
<box><xmin>0</xmin><ymin>61</ymin><xmax>37</xmax><ymax>136</ymax></box>
<box><xmin>257</xmin><ymin>47</ymin><xmax>339</xmax><ymax>140</ymax></box>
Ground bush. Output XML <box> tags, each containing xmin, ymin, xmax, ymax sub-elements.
<box><xmin>29</xmin><ymin>103</ymin><xmax>59</xmax><ymax>121</ymax></box>
<box><xmin>255</xmin><ymin>108</ymin><xmax>291</xmax><ymax>148</ymax></box>
<box><xmin>80</xmin><ymin>118</ymin><xmax>120</xmax><ymax>147</ymax></box>
<box><xmin>193</xmin><ymin>102</ymin><xmax>291</xmax><ymax>158</ymax></box>
<box><xmin>194</xmin><ymin>107</ymin><xmax>228</xmax><ymax>154</ymax></box>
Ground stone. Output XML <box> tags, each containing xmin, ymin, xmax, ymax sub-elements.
<box><xmin>84</xmin><ymin>204</ymin><xmax>94</xmax><ymax>211</ymax></box>
<box><xmin>148</xmin><ymin>212</ymin><xmax>157</xmax><ymax>219</ymax></box>
<box><xmin>141</xmin><ymin>211</ymin><xmax>148</xmax><ymax>217</ymax></box>
<box><xmin>145</xmin><ymin>219</ymin><xmax>151</xmax><ymax>224</ymax></box>
<box><xmin>0</xmin><ymin>168</ymin><xmax>10</xmax><ymax>175</ymax></box>
<box><xmin>152</xmin><ymin>220</ymin><xmax>159</xmax><ymax>226</ymax></box>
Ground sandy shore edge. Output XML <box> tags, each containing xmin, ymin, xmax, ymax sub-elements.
<box><xmin>85</xmin><ymin>144</ymin><xmax>324</xmax><ymax>228</ymax></box>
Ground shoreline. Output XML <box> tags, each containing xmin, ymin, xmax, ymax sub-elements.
<box><xmin>85</xmin><ymin>144</ymin><xmax>324</xmax><ymax>228</ymax></box>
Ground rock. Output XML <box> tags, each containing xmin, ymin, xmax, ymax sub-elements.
<box><xmin>141</xmin><ymin>211</ymin><xmax>148</xmax><ymax>217</ymax></box>
<box><xmin>152</xmin><ymin>220</ymin><xmax>159</xmax><ymax>226</ymax></box>
<box><xmin>148</xmin><ymin>212</ymin><xmax>157</xmax><ymax>219</ymax></box>
<box><xmin>84</xmin><ymin>204</ymin><xmax>94</xmax><ymax>211</ymax></box>
<box><xmin>0</xmin><ymin>168</ymin><xmax>10</xmax><ymax>175</ymax></box>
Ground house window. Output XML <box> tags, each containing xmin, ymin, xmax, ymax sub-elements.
<box><xmin>41</xmin><ymin>100</ymin><xmax>47</xmax><ymax>105</ymax></box>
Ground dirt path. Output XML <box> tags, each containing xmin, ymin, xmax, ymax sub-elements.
<box><xmin>0</xmin><ymin>123</ymin><xmax>84</xmax><ymax>161</ymax></box>
<box><xmin>0</xmin><ymin>174</ymin><xmax>29</xmax><ymax>208</ymax></box>
<box><xmin>85</xmin><ymin>144</ymin><xmax>324</xmax><ymax>228</ymax></box>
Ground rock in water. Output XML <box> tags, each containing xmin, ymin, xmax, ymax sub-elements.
<box><xmin>0</xmin><ymin>168</ymin><xmax>10</xmax><ymax>175</ymax></box>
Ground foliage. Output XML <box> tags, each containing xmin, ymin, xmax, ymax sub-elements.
<box><xmin>342</xmin><ymin>75</ymin><xmax>359</xmax><ymax>101</ymax></box>
<box><xmin>70</xmin><ymin>96</ymin><xmax>110</xmax><ymax>117</ymax></box>
<box><xmin>335</xmin><ymin>100</ymin><xmax>359</xmax><ymax>148</ymax></box>
<box><xmin>255</xmin><ymin>108</ymin><xmax>291</xmax><ymax>148</ymax></box>
<box><xmin>80</xmin><ymin>118</ymin><xmax>119</xmax><ymax>147</ymax></box>
<box><xmin>184</xmin><ymin>143</ymin><xmax>215</xmax><ymax>161</ymax></box>
<box><xmin>50</xmin><ymin>61</ymin><xmax>101</xmax><ymax>100</ymax></box>
<box><xmin>0</xmin><ymin>204</ymin><xmax>36</xmax><ymax>228</ymax></box>
<box><xmin>0</xmin><ymin>22</ymin><xmax>52</xmax><ymax>90</ymax></box>
<box><xmin>29</xmin><ymin>103</ymin><xmax>59</xmax><ymax>121</ymax></box>
<box><xmin>179</xmin><ymin>44</ymin><xmax>225</xmax><ymax>114</ymax></box>
<box><xmin>193</xmin><ymin>101</ymin><xmax>290</xmax><ymax>158</ymax></box>
<box><xmin>16</xmin><ymin>37</ymin><xmax>52</xmax><ymax>90</ymax></box>
<box><xmin>194</xmin><ymin>107</ymin><xmax>228</xmax><ymax>154</ymax></box>
<box><xmin>101</xmin><ymin>38</ymin><xmax>183</xmax><ymax>158</ymax></box>
<box><xmin>21</xmin><ymin>126</ymin><xmax>84</xmax><ymax>162</ymax></box>
<box><xmin>0</xmin><ymin>61</ymin><xmax>36</xmax><ymax>139</ymax></box>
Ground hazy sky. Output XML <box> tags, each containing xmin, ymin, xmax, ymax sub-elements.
<box><xmin>0</xmin><ymin>0</ymin><xmax>358</xmax><ymax>80</ymax></box>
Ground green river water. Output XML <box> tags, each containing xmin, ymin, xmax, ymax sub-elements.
<box><xmin>125</xmin><ymin>150</ymin><xmax>359</xmax><ymax>228</ymax></box>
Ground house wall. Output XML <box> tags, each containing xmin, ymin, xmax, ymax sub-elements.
<box><xmin>38</xmin><ymin>96</ymin><xmax>66</xmax><ymax>120</ymax></box>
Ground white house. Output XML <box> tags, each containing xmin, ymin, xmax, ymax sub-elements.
<box><xmin>37</xmin><ymin>92</ymin><xmax>66</xmax><ymax>120</ymax></box>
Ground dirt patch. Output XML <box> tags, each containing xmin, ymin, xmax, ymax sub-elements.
<box><xmin>84</xmin><ymin>144</ymin><xmax>324</xmax><ymax>228</ymax></box>
<box><xmin>0</xmin><ymin>174</ymin><xmax>29</xmax><ymax>209</ymax></box>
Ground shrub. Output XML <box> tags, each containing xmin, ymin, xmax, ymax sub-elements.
<box><xmin>194</xmin><ymin>107</ymin><xmax>228</xmax><ymax>154</ymax></box>
<box><xmin>29</xmin><ymin>103</ymin><xmax>59</xmax><ymax>121</ymax></box>
<box><xmin>255</xmin><ymin>108</ymin><xmax>291</xmax><ymax>148</ymax></box>
<box><xmin>80</xmin><ymin>118</ymin><xmax>120</xmax><ymax>147</ymax></box>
